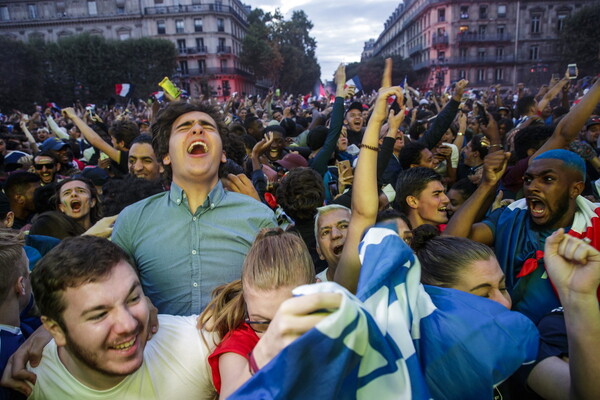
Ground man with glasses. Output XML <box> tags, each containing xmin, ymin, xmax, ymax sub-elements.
<box><xmin>32</xmin><ymin>152</ymin><xmax>60</xmax><ymax>186</ymax></box>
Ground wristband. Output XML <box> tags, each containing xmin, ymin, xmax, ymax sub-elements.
<box><xmin>248</xmin><ymin>350</ymin><xmax>260</xmax><ymax>375</ymax></box>
<box><xmin>358</xmin><ymin>143</ymin><xmax>380</xmax><ymax>151</ymax></box>
<box><xmin>457</xmin><ymin>132</ymin><xmax>464</xmax><ymax>136</ymax></box>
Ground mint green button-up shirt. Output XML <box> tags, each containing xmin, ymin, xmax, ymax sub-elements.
<box><xmin>113</xmin><ymin>181</ymin><xmax>277</xmax><ymax>315</ymax></box>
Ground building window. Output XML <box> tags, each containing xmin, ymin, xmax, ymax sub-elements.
<box><xmin>477</xmin><ymin>69</ymin><xmax>485</xmax><ymax>82</ymax></box>
<box><xmin>437</xmin><ymin>51</ymin><xmax>445</xmax><ymax>61</ymax></box>
<box><xmin>157</xmin><ymin>20</ymin><xmax>165</xmax><ymax>34</ymax></box>
<box><xmin>218</xmin><ymin>37</ymin><xmax>226</xmax><ymax>52</ymax></box>
<box><xmin>497</xmin><ymin>5</ymin><xmax>507</xmax><ymax>18</ymax></box>
<box><xmin>28</xmin><ymin>4</ymin><xmax>37</xmax><ymax>19</ymax></box>
<box><xmin>459</xmin><ymin>25</ymin><xmax>469</xmax><ymax>33</ymax></box>
<box><xmin>0</xmin><ymin>6</ymin><xmax>9</xmax><ymax>21</ymax></box>
<box><xmin>222</xmin><ymin>80</ymin><xmax>230</xmax><ymax>97</ymax></box>
<box><xmin>196</xmin><ymin>37</ymin><xmax>204</xmax><ymax>51</ymax></box>
<box><xmin>118</xmin><ymin>30</ymin><xmax>130</xmax><ymax>41</ymax></box>
<box><xmin>497</xmin><ymin>25</ymin><xmax>505</xmax><ymax>38</ymax></box>
<box><xmin>479</xmin><ymin>5</ymin><xmax>487</xmax><ymax>19</ymax></box>
<box><xmin>460</xmin><ymin>6</ymin><xmax>469</xmax><ymax>19</ymax></box>
<box><xmin>194</xmin><ymin>18</ymin><xmax>203</xmax><ymax>32</ymax></box>
<box><xmin>496</xmin><ymin>47</ymin><xmax>504</xmax><ymax>60</ymax></box>
<box><xmin>557</xmin><ymin>13</ymin><xmax>567</xmax><ymax>32</ymax></box>
<box><xmin>478</xmin><ymin>25</ymin><xmax>486</xmax><ymax>38</ymax></box>
<box><xmin>177</xmin><ymin>39</ymin><xmax>186</xmax><ymax>52</ymax></box>
<box><xmin>87</xmin><ymin>1</ymin><xmax>97</xmax><ymax>16</ymax></box>
<box><xmin>117</xmin><ymin>6</ymin><xmax>125</xmax><ymax>15</ymax></box>
<box><xmin>531</xmin><ymin>15</ymin><xmax>541</xmax><ymax>34</ymax></box>
<box><xmin>477</xmin><ymin>49</ymin><xmax>486</xmax><ymax>61</ymax></box>
<box><xmin>529</xmin><ymin>45</ymin><xmax>539</xmax><ymax>60</ymax></box>
<box><xmin>176</xmin><ymin>20</ymin><xmax>184</xmax><ymax>34</ymax></box>
<box><xmin>217</xmin><ymin>18</ymin><xmax>225</xmax><ymax>32</ymax></box>
<box><xmin>179</xmin><ymin>60</ymin><xmax>188</xmax><ymax>74</ymax></box>
<box><xmin>438</xmin><ymin>8</ymin><xmax>445</xmax><ymax>22</ymax></box>
<box><xmin>459</xmin><ymin>70</ymin><xmax>466</xmax><ymax>79</ymax></box>
<box><xmin>495</xmin><ymin>68</ymin><xmax>504</xmax><ymax>82</ymax></box>
<box><xmin>220</xmin><ymin>59</ymin><xmax>228</xmax><ymax>72</ymax></box>
<box><xmin>198</xmin><ymin>59</ymin><xmax>206</xmax><ymax>73</ymax></box>
<box><xmin>459</xmin><ymin>48</ymin><xmax>468</xmax><ymax>60</ymax></box>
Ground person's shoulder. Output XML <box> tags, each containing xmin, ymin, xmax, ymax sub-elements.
<box><xmin>118</xmin><ymin>190</ymin><xmax>169</xmax><ymax>217</ymax></box>
<box><xmin>223</xmin><ymin>191</ymin><xmax>274</xmax><ymax>215</ymax></box>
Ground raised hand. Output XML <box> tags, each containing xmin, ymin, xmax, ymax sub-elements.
<box><xmin>544</xmin><ymin>229</ymin><xmax>600</xmax><ymax>297</ymax></box>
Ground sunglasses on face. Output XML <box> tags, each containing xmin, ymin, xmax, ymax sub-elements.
<box><xmin>34</xmin><ymin>163</ymin><xmax>55</xmax><ymax>170</ymax></box>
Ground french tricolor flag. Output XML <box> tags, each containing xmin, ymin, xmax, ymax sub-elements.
<box><xmin>115</xmin><ymin>83</ymin><xmax>132</xmax><ymax>97</ymax></box>
<box><xmin>345</xmin><ymin>75</ymin><xmax>363</xmax><ymax>92</ymax></box>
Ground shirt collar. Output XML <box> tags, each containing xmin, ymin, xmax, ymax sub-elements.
<box><xmin>168</xmin><ymin>180</ymin><xmax>226</xmax><ymax>209</ymax></box>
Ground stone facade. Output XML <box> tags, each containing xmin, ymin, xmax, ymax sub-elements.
<box><xmin>0</xmin><ymin>0</ymin><xmax>254</xmax><ymax>99</ymax></box>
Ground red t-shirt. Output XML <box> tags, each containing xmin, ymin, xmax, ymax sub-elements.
<box><xmin>208</xmin><ymin>323</ymin><xmax>260</xmax><ymax>393</ymax></box>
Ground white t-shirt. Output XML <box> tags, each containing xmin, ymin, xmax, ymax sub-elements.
<box><xmin>28</xmin><ymin>315</ymin><xmax>216</xmax><ymax>400</ymax></box>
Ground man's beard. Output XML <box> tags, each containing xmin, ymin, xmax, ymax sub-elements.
<box><xmin>530</xmin><ymin>190</ymin><xmax>571</xmax><ymax>231</ymax></box>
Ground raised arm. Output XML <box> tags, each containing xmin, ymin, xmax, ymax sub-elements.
<box><xmin>533</xmin><ymin>78</ymin><xmax>600</xmax><ymax>160</ymax></box>
<box><xmin>419</xmin><ymin>79</ymin><xmax>467</xmax><ymax>149</ymax></box>
<box><xmin>62</xmin><ymin>107</ymin><xmax>121</xmax><ymax>163</ymax></box>
<box><xmin>334</xmin><ymin>58</ymin><xmax>404</xmax><ymax>293</ymax></box>
<box><xmin>442</xmin><ymin>150</ymin><xmax>510</xmax><ymax>245</ymax></box>
<box><xmin>543</xmin><ymin>230</ymin><xmax>600</xmax><ymax>400</ymax></box>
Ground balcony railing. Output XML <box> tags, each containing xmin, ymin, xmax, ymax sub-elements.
<box><xmin>145</xmin><ymin>4</ymin><xmax>248</xmax><ymax>26</ymax></box>
<box><xmin>175</xmin><ymin>67</ymin><xmax>253</xmax><ymax>78</ymax></box>
<box><xmin>431</xmin><ymin>34</ymin><xmax>449</xmax><ymax>47</ymax></box>
<box><xmin>216</xmin><ymin>45</ymin><xmax>232</xmax><ymax>54</ymax></box>
<box><xmin>408</xmin><ymin>42</ymin><xmax>423</xmax><ymax>56</ymax></box>
<box><xmin>447</xmin><ymin>54</ymin><xmax>516</xmax><ymax>65</ymax></box>
<box><xmin>184</xmin><ymin>46</ymin><xmax>208</xmax><ymax>54</ymax></box>
<box><xmin>456</xmin><ymin>32</ymin><xmax>512</xmax><ymax>43</ymax></box>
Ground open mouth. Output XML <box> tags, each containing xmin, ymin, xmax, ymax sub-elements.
<box><xmin>438</xmin><ymin>206</ymin><xmax>447</xmax><ymax>213</ymax></box>
<box><xmin>333</xmin><ymin>244</ymin><xmax>344</xmax><ymax>255</ymax></box>
<box><xmin>110</xmin><ymin>336</ymin><xmax>137</xmax><ymax>351</ymax></box>
<box><xmin>70</xmin><ymin>200</ymin><xmax>82</xmax><ymax>213</ymax></box>
<box><xmin>187</xmin><ymin>141</ymin><xmax>208</xmax><ymax>155</ymax></box>
<box><xmin>527</xmin><ymin>197</ymin><xmax>547</xmax><ymax>218</ymax></box>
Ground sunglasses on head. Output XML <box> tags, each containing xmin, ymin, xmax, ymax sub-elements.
<box><xmin>34</xmin><ymin>163</ymin><xmax>54</xmax><ymax>170</ymax></box>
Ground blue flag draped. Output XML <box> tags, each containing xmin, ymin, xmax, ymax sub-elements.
<box><xmin>230</xmin><ymin>225</ymin><xmax>538</xmax><ymax>399</ymax></box>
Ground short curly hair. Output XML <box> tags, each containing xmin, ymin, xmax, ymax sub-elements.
<box><xmin>151</xmin><ymin>101</ymin><xmax>229</xmax><ymax>181</ymax></box>
<box><xmin>276</xmin><ymin>167</ymin><xmax>325</xmax><ymax>221</ymax></box>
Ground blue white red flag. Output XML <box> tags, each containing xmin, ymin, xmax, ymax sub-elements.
<box><xmin>345</xmin><ymin>76</ymin><xmax>363</xmax><ymax>92</ymax></box>
<box><xmin>231</xmin><ymin>224</ymin><xmax>538</xmax><ymax>399</ymax></box>
<box><xmin>115</xmin><ymin>83</ymin><xmax>132</xmax><ymax>97</ymax></box>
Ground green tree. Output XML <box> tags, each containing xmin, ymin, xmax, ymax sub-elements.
<box><xmin>241</xmin><ymin>8</ymin><xmax>320</xmax><ymax>94</ymax></box>
<box><xmin>0</xmin><ymin>37</ymin><xmax>44</xmax><ymax>111</ymax></box>
<box><xmin>276</xmin><ymin>10</ymin><xmax>320</xmax><ymax>94</ymax></box>
<box><xmin>345</xmin><ymin>56</ymin><xmax>415</xmax><ymax>93</ymax></box>
<box><xmin>240</xmin><ymin>9</ymin><xmax>283</xmax><ymax>84</ymax></box>
<box><xmin>558</xmin><ymin>4</ymin><xmax>600</xmax><ymax>76</ymax></box>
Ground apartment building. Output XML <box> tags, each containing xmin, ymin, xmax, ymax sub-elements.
<box><xmin>370</xmin><ymin>0</ymin><xmax>588</xmax><ymax>91</ymax></box>
<box><xmin>0</xmin><ymin>0</ymin><xmax>253</xmax><ymax>99</ymax></box>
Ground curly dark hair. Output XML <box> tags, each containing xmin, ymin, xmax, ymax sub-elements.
<box><xmin>151</xmin><ymin>101</ymin><xmax>229</xmax><ymax>181</ymax></box>
<box><xmin>276</xmin><ymin>167</ymin><xmax>325</xmax><ymax>221</ymax></box>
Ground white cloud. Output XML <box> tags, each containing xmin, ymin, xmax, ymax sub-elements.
<box><xmin>245</xmin><ymin>0</ymin><xmax>399</xmax><ymax>81</ymax></box>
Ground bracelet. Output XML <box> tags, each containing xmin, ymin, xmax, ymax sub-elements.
<box><xmin>489</xmin><ymin>144</ymin><xmax>503</xmax><ymax>150</ymax></box>
<box><xmin>248</xmin><ymin>350</ymin><xmax>260</xmax><ymax>375</ymax></box>
<box><xmin>456</xmin><ymin>132</ymin><xmax>464</xmax><ymax>136</ymax></box>
<box><xmin>358</xmin><ymin>143</ymin><xmax>380</xmax><ymax>151</ymax></box>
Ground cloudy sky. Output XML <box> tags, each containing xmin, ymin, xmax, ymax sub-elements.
<box><xmin>245</xmin><ymin>0</ymin><xmax>401</xmax><ymax>82</ymax></box>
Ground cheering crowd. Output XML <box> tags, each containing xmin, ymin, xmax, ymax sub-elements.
<box><xmin>1</xmin><ymin>59</ymin><xmax>599</xmax><ymax>399</ymax></box>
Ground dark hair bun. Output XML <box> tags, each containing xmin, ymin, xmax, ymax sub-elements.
<box><xmin>410</xmin><ymin>224</ymin><xmax>440</xmax><ymax>251</ymax></box>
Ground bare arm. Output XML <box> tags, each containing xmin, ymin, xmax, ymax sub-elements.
<box><xmin>442</xmin><ymin>151</ymin><xmax>510</xmax><ymax>244</ymax></box>
<box><xmin>533</xmin><ymin>78</ymin><xmax>600</xmax><ymax>160</ymax></box>
<box><xmin>334</xmin><ymin>58</ymin><xmax>404</xmax><ymax>293</ymax></box>
<box><xmin>62</xmin><ymin>107</ymin><xmax>121</xmax><ymax>163</ymax></box>
<box><xmin>543</xmin><ymin>230</ymin><xmax>600</xmax><ymax>400</ymax></box>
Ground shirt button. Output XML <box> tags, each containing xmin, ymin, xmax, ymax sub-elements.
<box><xmin>176</xmin><ymin>198</ymin><xmax>181</xmax><ymax>204</ymax></box>
<box><xmin>191</xmin><ymin>249</ymin><xmax>197</xmax><ymax>255</ymax></box>
<box><xmin>192</xmin><ymin>217</ymin><xmax>197</xmax><ymax>221</ymax></box>
<box><xmin>193</xmin><ymin>282</ymin><xmax>198</xmax><ymax>287</ymax></box>
<box><xmin>210</xmin><ymin>203</ymin><xmax>215</xmax><ymax>209</ymax></box>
